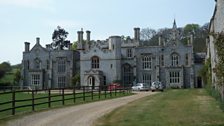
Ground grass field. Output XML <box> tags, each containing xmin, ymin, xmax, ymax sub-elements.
<box><xmin>96</xmin><ymin>89</ymin><xmax>224</xmax><ymax>126</ymax></box>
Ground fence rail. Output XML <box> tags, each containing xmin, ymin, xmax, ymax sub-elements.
<box><xmin>0</xmin><ymin>85</ymin><xmax>131</xmax><ymax>119</ymax></box>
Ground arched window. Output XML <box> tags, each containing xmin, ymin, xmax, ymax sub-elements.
<box><xmin>91</xmin><ymin>56</ymin><xmax>99</xmax><ymax>69</ymax></box>
<box><xmin>123</xmin><ymin>64</ymin><xmax>133</xmax><ymax>86</ymax></box>
<box><xmin>142</xmin><ymin>55</ymin><xmax>152</xmax><ymax>70</ymax></box>
<box><xmin>171</xmin><ymin>53</ymin><xmax>179</xmax><ymax>66</ymax></box>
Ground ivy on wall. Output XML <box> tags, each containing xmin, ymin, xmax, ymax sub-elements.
<box><xmin>214</xmin><ymin>33</ymin><xmax>224</xmax><ymax>86</ymax></box>
<box><xmin>199</xmin><ymin>57</ymin><xmax>211</xmax><ymax>86</ymax></box>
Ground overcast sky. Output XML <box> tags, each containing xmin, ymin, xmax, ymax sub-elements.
<box><xmin>0</xmin><ymin>0</ymin><xmax>215</xmax><ymax>65</ymax></box>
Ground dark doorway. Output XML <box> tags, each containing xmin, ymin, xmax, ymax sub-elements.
<box><xmin>103</xmin><ymin>76</ymin><xmax>106</xmax><ymax>86</ymax></box>
<box><xmin>197</xmin><ymin>77</ymin><xmax>202</xmax><ymax>88</ymax></box>
<box><xmin>122</xmin><ymin>64</ymin><xmax>133</xmax><ymax>87</ymax></box>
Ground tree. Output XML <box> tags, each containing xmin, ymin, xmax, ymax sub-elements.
<box><xmin>14</xmin><ymin>69</ymin><xmax>21</xmax><ymax>86</ymax></box>
<box><xmin>72</xmin><ymin>41</ymin><xmax>78</xmax><ymax>50</ymax></box>
<box><xmin>52</xmin><ymin>26</ymin><xmax>70</xmax><ymax>50</ymax></box>
<box><xmin>72</xmin><ymin>73</ymin><xmax>80</xmax><ymax>87</ymax></box>
<box><xmin>140</xmin><ymin>28</ymin><xmax>156</xmax><ymax>41</ymax></box>
<box><xmin>184</xmin><ymin>24</ymin><xmax>200</xmax><ymax>35</ymax></box>
<box><xmin>0</xmin><ymin>62</ymin><xmax>11</xmax><ymax>79</ymax></box>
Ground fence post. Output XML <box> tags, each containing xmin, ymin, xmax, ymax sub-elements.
<box><xmin>110</xmin><ymin>88</ymin><xmax>112</xmax><ymax>97</ymax></box>
<box><xmin>83</xmin><ymin>86</ymin><xmax>85</xmax><ymax>101</ymax></box>
<box><xmin>62</xmin><ymin>88</ymin><xmax>65</xmax><ymax>105</ymax></box>
<box><xmin>98</xmin><ymin>86</ymin><xmax>101</xmax><ymax>99</ymax></box>
<box><xmin>48</xmin><ymin>89</ymin><xmax>51</xmax><ymax>108</ymax></box>
<box><xmin>73</xmin><ymin>86</ymin><xmax>76</xmax><ymax>103</ymax></box>
<box><xmin>115</xmin><ymin>87</ymin><xmax>117</xmax><ymax>96</ymax></box>
<box><xmin>91</xmin><ymin>86</ymin><xmax>93</xmax><ymax>100</ymax></box>
<box><xmin>12</xmin><ymin>90</ymin><xmax>15</xmax><ymax>115</ymax></box>
<box><xmin>32</xmin><ymin>89</ymin><xmax>35</xmax><ymax>111</ymax></box>
<box><xmin>104</xmin><ymin>86</ymin><xmax>106</xmax><ymax>98</ymax></box>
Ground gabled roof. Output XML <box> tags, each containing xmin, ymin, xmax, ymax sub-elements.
<box><xmin>30</xmin><ymin>42</ymin><xmax>48</xmax><ymax>53</ymax></box>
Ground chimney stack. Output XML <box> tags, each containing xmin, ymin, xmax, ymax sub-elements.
<box><xmin>24</xmin><ymin>42</ymin><xmax>30</xmax><ymax>52</ymax></box>
<box><xmin>77</xmin><ymin>29</ymin><xmax>84</xmax><ymax>50</ymax></box>
<box><xmin>77</xmin><ymin>31</ymin><xmax>81</xmax><ymax>42</ymax></box>
<box><xmin>86</xmin><ymin>30</ymin><xmax>91</xmax><ymax>42</ymax></box>
<box><xmin>36</xmin><ymin>37</ymin><xmax>40</xmax><ymax>44</ymax></box>
<box><xmin>80</xmin><ymin>31</ymin><xmax>84</xmax><ymax>42</ymax></box>
<box><xmin>85</xmin><ymin>30</ymin><xmax>91</xmax><ymax>50</ymax></box>
<box><xmin>159</xmin><ymin>35</ymin><xmax>162</xmax><ymax>46</ymax></box>
<box><xmin>46</xmin><ymin>44</ymin><xmax>51</xmax><ymax>49</ymax></box>
<box><xmin>134</xmin><ymin>27</ymin><xmax>140</xmax><ymax>41</ymax></box>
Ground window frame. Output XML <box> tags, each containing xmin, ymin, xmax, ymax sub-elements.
<box><xmin>58</xmin><ymin>76</ymin><xmax>66</xmax><ymax>88</ymax></box>
<box><xmin>31</xmin><ymin>74</ymin><xmax>40</xmax><ymax>86</ymax></box>
<box><xmin>171</xmin><ymin>53</ymin><xmax>179</xmax><ymax>66</ymax></box>
<box><xmin>57</xmin><ymin>58</ymin><xmax>66</xmax><ymax>73</ymax></box>
<box><xmin>127</xmin><ymin>48</ymin><xmax>132</xmax><ymax>58</ymax></box>
<box><xmin>169</xmin><ymin>71</ymin><xmax>180</xmax><ymax>84</ymax></box>
<box><xmin>91</xmin><ymin>56</ymin><xmax>100</xmax><ymax>69</ymax></box>
<box><xmin>142</xmin><ymin>55</ymin><xmax>152</xmax><ymax>70</ymax></box>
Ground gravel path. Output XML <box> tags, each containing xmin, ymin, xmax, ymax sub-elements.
<box><xmin>7</xmin><ymin>92</ymin><xmax>156</xmax><ymax>126</ymax></box>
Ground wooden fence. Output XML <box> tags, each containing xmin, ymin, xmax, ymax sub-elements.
<box><xmin>0</xmin><ymin>86</ymin><xmax>131</xmax><ymax>119</ymax></box>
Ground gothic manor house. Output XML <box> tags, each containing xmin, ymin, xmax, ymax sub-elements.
<box><xmin>21</xmin><ymin>21</ymin><xmax>204</xmax><ymax>89</ymax></box>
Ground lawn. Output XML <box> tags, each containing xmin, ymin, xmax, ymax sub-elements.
<box><xmin>96</xmin><ymin>89</ymin><xmax>224</xmax><ymax>126</ymax></box>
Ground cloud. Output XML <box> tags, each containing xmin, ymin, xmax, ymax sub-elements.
<box><xmin>0</xmin><ymin>0</ymin><xmax>54</xmax><ymax>11</ymax></box>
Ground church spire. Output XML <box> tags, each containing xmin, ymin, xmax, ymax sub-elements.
<box><xmin>173</xmin><ymin>19</ymin><xmax>177</xmax><ymax>30</ymax></box>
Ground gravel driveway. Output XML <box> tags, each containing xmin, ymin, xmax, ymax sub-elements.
<box><xmin>7</xmin><ymin>92</ymin><xmax>156</xmax><ymax>126</ymax></box>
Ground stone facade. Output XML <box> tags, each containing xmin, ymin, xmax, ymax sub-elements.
<box><xmin>21</xmin><ymin>20</ymin><xmax>205</xmax><ymax>89</ymax></box>
<box><xmin>78</xmin><ymin>20</ymin><xmax>204</xmax><ymax>88</ymax></box>
<box><xmin>207</xmin><ymin>0</ymin><xmax>224</xmax><ymax>89</ymax></box>
<box><xmin>21</xmin><ymin>38</ymin><xmax>79</xmax><ymax>89</ymax></box>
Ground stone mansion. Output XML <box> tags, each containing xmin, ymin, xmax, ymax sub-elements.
<box><xmin>21</xmin><ymin>20</ymin><xmax>204</xmax><ymax>89</ymax></box>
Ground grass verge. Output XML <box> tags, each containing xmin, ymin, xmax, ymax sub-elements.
<box><xmin>96</xmin><ymin>89</ymin><xmax>224</xmax><ymax>126</ymax></box>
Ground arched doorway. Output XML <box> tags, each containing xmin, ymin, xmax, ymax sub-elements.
<box><xmin>122</xmin><ymin>63</ymin><xmax>133</xmax><ymax>87</ymax></box>
<box><xmin>88</xmin><ymin>76</ymin><xmax>95</xmax><ymax>89</ymax></box>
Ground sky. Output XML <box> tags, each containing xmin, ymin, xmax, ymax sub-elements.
<box><xmin>0</xmin><ymin>0</ymin><xmax>215</xmax><ymax>65</ymax></box>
